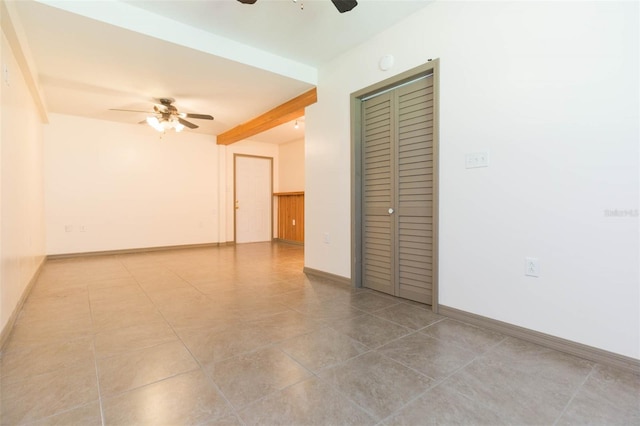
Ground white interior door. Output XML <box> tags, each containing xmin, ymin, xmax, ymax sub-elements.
<box><xmin>235</xmin><ymin>155</ymin><xmax>272</xmax><ymax>243</ymax></box>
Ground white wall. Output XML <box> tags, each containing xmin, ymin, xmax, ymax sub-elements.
<box><xmin>305</xmin><ymin>1</ymin><xmax>639</xmax><ymax>358</ymax></box>
<box><xmin>44</xmin><ymin>114</ymin><xmax>220</xmax><ymax>254</ymax></box>
<box><xmin>0</xmin><ymin>31</ymin><xmax>46</xmax><ymax>334</ymax></box>
<box><xmin>279</xmin><ymin>138</ymin><xmax>305</xmax><ymax>192</ymax></box>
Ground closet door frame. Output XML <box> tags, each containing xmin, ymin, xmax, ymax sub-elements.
<box><xmin>350</xmin><ymin>60</ymin><xmax>440</xmax><ymax>312</ymax></box>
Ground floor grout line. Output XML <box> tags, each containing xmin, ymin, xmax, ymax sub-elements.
<box><xmin>86</xmin><ymin>266</ymin><xmax>107</xmax><ymax>426</ymax></box>
<box><xmin>552</xmin><ymin>364</ymin><xmax>595</xmax><ymax>426</ymax></box>
<box><xmin>120</xmin><ymin>258</ymin><xmax>245</xmax><ymax>425</ymax></box>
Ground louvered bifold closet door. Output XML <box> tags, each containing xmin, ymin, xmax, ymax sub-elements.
<box><xmin>395</xmin><ymin>77</ymin><xmax>434</xmax><ymax>304</ymax></box>
<box><xmin>362</xmin><ymin>92</ymin><xmax>395</xmax><ymax>295</ymax></box>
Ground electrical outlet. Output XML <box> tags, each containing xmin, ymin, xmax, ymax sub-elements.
<box><xmin>323</xmin><ymin>233</ymin><xmax>330</xmax><ymax>244</ymax></box>
<box><xmin>525</xmin><ymin>257</ymin><xmax>540</xmax><ymax>277</ymax></box>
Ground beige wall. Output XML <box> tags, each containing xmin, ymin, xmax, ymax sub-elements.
<box><xmin>278</xmin><ymin>138</ymin><xmax>304</xmax><ymax>193</ymax></box>
<box><xmin>43</xmin><ymin>116</ymin><xmax>283</xmax><ymax>252</ymax></box>
<box><xmin>0</xmin><ymin>30</ymin><xmax>46</xmax><ymax>334</ymax></box>
<box><xmin>44</xmin><ymin>114</ymin><xmax>221</xmax><ymax>254</ymax></box>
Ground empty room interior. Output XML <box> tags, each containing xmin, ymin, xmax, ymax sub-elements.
<box><xmin>0</xmin><ymin>0</ymin><xmax>638</xmax><ymax>425</ymax></box>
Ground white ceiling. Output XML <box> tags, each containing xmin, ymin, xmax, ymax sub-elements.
<box><xmin>12</xmin><ymin>0</ymin><xmax>432</xmax><ymax>144</ymax></box>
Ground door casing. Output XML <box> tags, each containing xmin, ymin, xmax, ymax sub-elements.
<box><xmin>350</xmin><ymin>60</ymin><xmax>440</xmax><ymax>312</ymax></box>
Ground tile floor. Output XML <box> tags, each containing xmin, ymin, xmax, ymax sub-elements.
<box><xmin>0</xmin><ymin>242</ymin><xmax>638</xmax><ymax>425</ymax></box>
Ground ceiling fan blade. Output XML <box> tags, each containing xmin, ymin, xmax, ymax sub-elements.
<box><xmin>178</xmin><ymin>117</ymin><xmax>199</xmax><ymax>129</ymax></box>
<box><xmin>331</xmin><ymin>0</ymin><xmax>357</xmax><ymax>13</ymax></box>
<box><xmin>110</xmin><ymin>108</ymin><xmax>154</xmax><ymax>113</ymax></box>
<box><xmin>237</xmin><ymin>0</ymin><xmax>257</xmax><ymax>3</ymax></box>
<box><xmin>185</xmin><ymin>113</ymin><xmax>214</xmax><ymax>120</ymax></box>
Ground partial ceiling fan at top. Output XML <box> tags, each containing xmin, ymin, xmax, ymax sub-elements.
<box><xmin>236</xmin><ymin>0</ymin><xmax>358</xmax><ymax>13</ymax></box>
<box><xmin>110</xmin><ymin>98</ymin><xmax>214</xmax><ymax>132</ymax></box>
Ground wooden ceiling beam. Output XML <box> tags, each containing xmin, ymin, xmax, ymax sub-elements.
<box><xmin>216</xmin><ymin>87</ymin><xmax>317</xmax><ymax>145</ymax></box>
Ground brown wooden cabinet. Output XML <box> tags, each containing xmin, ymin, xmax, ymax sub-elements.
<box><xmin>275</xmin><ymin>192</ymin><xmax>304</xmax><ymax>243</ymax></box>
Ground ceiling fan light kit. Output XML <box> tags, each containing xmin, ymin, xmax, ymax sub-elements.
<box><xmin>146</xmin><ymin>116</ymin><xmax>185</xmax><ymax>132</ymax></box>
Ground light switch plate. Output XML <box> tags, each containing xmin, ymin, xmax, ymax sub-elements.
<box><xmin>465</xmin><ymin>151</ymin><xmax>489</xmax><ymax>168</ymax></box>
